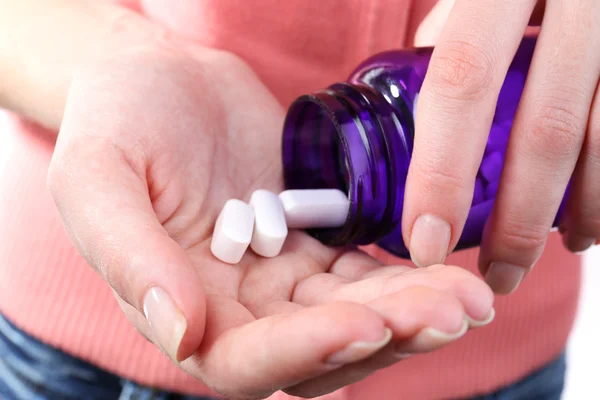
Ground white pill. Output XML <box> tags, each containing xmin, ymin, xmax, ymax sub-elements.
<box><xmin>211</xmin><ymin>199</ymin><xmax>255</xmax><ymax>264</ymax></box>
<box><xmin>249</xmin><ymin>190</ymin><xmax>288</xmax><ymax>257</ymax></box>
<box><xmin>279</xmin><ymin>189</ymin><xmax>349</xmax><ymax>229</ymax></box>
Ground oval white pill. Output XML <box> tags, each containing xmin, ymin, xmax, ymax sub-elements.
<box><xmin>211</xmin><ymin>199</ymin><xmax>255</xmax><ymax>264</ymax></box>
<box><xmin>249</xmin><ymin>190</ymin><xmax>288</xmax><ymax>258</ymax></box>
<box><xmin>279</xmin><ymin>189</ymin><xmax>349</xmax><ymax>229</ymax></box>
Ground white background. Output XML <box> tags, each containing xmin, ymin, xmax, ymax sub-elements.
<box><xmin>0</xmin><ymin>111</ymin><xmax>597</xmax><ymax>398</ymax></box>
<box><xmin>563</xmin><ymin>248</ymin><xmax>600</xmax><ymax>399</ymax></box>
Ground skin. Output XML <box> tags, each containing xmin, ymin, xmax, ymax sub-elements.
<box><xmin>405</xmin><ymin>0</ymin><xmax>600</xmax><ymax>295</ymax></box>
<box><xmin>1</xmin><ymin>1</ymin><xmax>494</xmax><ymax>399</ymax></box>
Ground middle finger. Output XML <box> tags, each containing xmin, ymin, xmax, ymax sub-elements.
<box><xmin>479</xmin><ymin>0</ymin><xmax>600</xmax><ymax>294</ymax></box>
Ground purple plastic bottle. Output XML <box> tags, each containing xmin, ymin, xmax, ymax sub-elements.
<box><xmin>281</xmin><ymin>36</ymin><xmax>567</xmax><ymax>258</ymax></box>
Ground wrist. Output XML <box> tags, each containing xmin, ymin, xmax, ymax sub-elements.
<box><xmin>0</xmin><ymin>1</ymin><xmax>176</xmax><ymax>131</ymax></box>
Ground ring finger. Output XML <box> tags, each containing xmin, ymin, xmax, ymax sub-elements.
<box><xmin>561</xmin><ymin>81</ymin><xmax>600</xmax><ymax>252</ymax></box>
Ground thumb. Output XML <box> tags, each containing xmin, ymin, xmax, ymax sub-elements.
<box><xmin>48</xmin><ymin>84</ymin><xmax>205</xmax><ymax>364</ymax></box>
<box><xmin>414</xmin><ymin>0</ymin><xmax>456</xmax><ymax>47</ymax></box>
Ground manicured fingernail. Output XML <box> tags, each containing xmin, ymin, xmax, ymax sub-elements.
<box><xmin>395</xmin><ymin>319</ymin><xmax>468</xmax><ymax>355</ymax></box>
<box><xmin>327</xmin><ymin>328</ymin><xmax>392</xmax><ymax>365</ymax></box>
<box><xmin>409</xmin><ymin>214</ymin><xmax>451</xmax><ymax>268</ymax></box>
<box><xmin>562</xmin><ymin>231</ymin><xmax>596</xmax><ymax>254</ymax></box>
<box><xmin>143</xmin><ymin>287</ymin><xmax>187</xmax><ymax>363</ymax></box>
<box><xmin>485</xmin><ymin>262</ymin><xmax>525</xmax><ymax>295</ymax></box>
<box><xmin>466</xmin><ymin>307</ymin><xmax>495</xmax><ymax>329</ymax></box>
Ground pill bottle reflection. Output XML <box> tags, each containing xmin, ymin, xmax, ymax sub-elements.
<box><xmin>281</xmin><ymin>36</ymin><xmax>568</xmax><ymax>258</ymax></box>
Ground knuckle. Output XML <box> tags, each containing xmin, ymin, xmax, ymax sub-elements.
<box><xmin>48</xmin><ymin>136</ymin><xmax>116</xmax><ymax>205</ymax></box>
<box><xmin>54</xmin><ymin>136</ymin><xmax>106</xmax><ymax>179</ymax></box>
<box><xmin>428</xmin><ymin>39</ymin><xmax>496</xmax><ymax>101</ymax></box>
<box><xmin>94</xmin><ymin>244</ymin><xmax>119</xmax><ymax>284</ymax></box>
<box><xmin>53</xmin><ymin>135</ymin><xmax>145</xmax><ymax>188</ymax></box>
<box><xmin>529</xmin><ymin>103</ymin><xmax>585</xmax><ymax>160</ymax></box>
<box><xmin>98</xmin><ymin>245</ymin><xmax>135</xmax><ymax>303</ymax></box>
<box><xmin>497</xmin><ymin>219</ymin><xmax>548</xmax><ymax>254</ymax></box>
<box><xmin>413</xmin><ymin>161</ymin><xmax>469</xmax><ymax>197</ymax></box>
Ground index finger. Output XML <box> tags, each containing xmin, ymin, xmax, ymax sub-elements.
<box><xmin>402</xmin><ymin>0</ymin><xmax>537</xmax><ymax>267</ymax></box>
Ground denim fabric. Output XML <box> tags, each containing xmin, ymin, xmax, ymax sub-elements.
<box><xmin>0</xmin><ymin>313</ymin><xmax>219</xmax><ymax>400</ymax></box>
<box><xmin>0</xmin><ymin>312</ymin><xmax>566</xmax><ymax>400</ymax></box>
<box><xmin>468</xmin><ymin>352</ymin><xmax>566</xmax><ymax>400</ymax></box>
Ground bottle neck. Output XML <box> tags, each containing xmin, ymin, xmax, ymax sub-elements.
<box><xmin>282</xmin><ymin>81</ymin><xmax>414</xmax><ymax>247</ymax></box>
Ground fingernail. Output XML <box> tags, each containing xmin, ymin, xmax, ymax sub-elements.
<box><xmin>562</xmin><ymin>231</ymin><xmax>596</xmax><ymax>254</ymax></box>
<box><xmin>143</xmin><ymin>286</ymin><xmax>187</xmax><ymax>362</ymax></box>
<box><xmin>395</xmin><ymin>319</ymin><xmax>468</xmax><ymax>355</ymax></box>
<box><xmin>409</xmin><ymin>214</ymin><xmax>451</xmax><ymax>268</ymax></box>
<box><xmin>327</xmin><ymin>328</ymin><xmax>393</xmax><ymax>365</ymax></box>
<box><xmin>485</xmin><ymin>262</ymin><xmax>526</xmax><ymax>295</ymax></box>
<box><xmin>466</xmin><ymin>307</ymin><xmax>495</xmax><ymax>329</ymax></box>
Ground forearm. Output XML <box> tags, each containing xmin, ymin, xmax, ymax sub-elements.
<box><xmin>0</xmin><ymin>0</ymin><xmax>165</xmax><ymax>131</ymax></box>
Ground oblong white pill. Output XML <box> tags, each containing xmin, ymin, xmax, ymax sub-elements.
<box><xmin>279</xmin><ymin>189</ymin><xmax>350</xmax><ymax>229</ymax></box>
<box><xmin>249</xmin><ymin>190</ymin><xmax>288</xmax><ymax>257</ymax></box>
<box><xmin>211</xmin><ymin>199</ymin><xmax>255</xmax><ymax>264</ymax></box>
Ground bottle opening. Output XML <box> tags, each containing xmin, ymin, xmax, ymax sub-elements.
<box><xmin>282</xmin><ymin>84</ymin><xmax>413</xmax><ymax>247</ymax></box>
<box><xmin>282</xmin><ymin>95</ymin><xmax>350</xmax><ymax>194</ymax></box>
<box><xmin>282</xmin><ymin>94</ymin><xmax>358</xmax><ymax>245</ymax></box>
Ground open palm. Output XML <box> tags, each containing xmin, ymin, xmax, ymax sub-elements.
<box><xmin>48</xmin><ymin>43</ymin><xmax>494</xmax><ymax>400</ymax></box>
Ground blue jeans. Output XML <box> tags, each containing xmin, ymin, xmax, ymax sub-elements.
<box><xmin>0</xmin><ymin>313</ymin><xmax>565</xmax><ymax>400</ymax></box>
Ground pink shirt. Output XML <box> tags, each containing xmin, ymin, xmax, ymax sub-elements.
<box><xmin>0</xmin><ymin>1</ymin><xmax>581</xmax><ymax>399</ymax></box>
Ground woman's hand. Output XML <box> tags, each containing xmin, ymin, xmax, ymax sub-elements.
<box><xmin>47</xmin><ymin>41</ymin><xmax>494</xmax><ymax>399</ymax></box>
<box><xmin>407</xmin><ymin>0</ymin><xmax>600</xmax><ymax>294</ymax></box>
